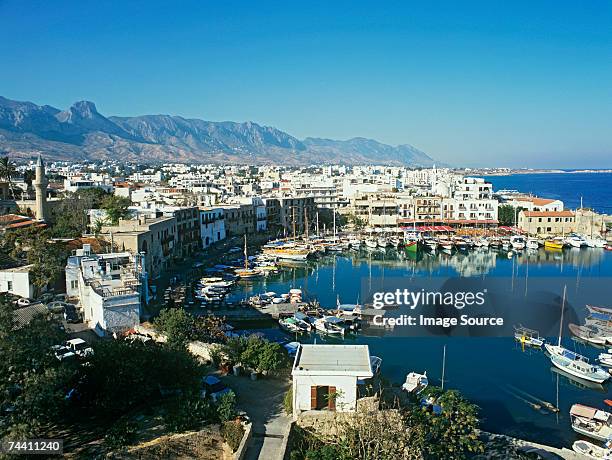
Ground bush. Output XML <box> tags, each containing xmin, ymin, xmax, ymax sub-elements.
<box><xmin>216</xmin><ymin>390</ymin><xmax>237</xmax><ymax>422</ymax></box>
<box><xmin>221</xmin><ymin>420</ymin><xmax>245</xmax><ymax>452</ymax></box>
<box><xmin>284</xmin><ymin>386</ymin><xmax>293</xmax><ymax>415</ymax></box>
<box><xmin>164</xmin><ymin>395</ymin><xmax>215</xmax><ymax>432</ymax></box>
<box><xmin>104</xmin><ymin>419</ymin><xmax>139</xmax><ymax>449</ymax></box>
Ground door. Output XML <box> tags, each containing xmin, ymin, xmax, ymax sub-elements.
<box><xmin>310</xmin><ymin>386</ymin><xmax>317</xmax><ymax>410</ymax></box>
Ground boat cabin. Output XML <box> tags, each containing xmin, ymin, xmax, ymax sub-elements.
<box><xmin>291</xmin><ymin>344</ymin><xmax>373</xmax><ymax>418</ymax></box>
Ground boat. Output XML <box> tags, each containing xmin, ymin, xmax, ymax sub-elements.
<box><xmin>364</xmin><ymin>238</ymin><xmax>378</xmax><ymax>249</ymax></box>
<box><xmin>599</xmin><ymin>352</ymin><xmax>612</xmax><ymax>367</ymax></box>
<box><xmin>423</xmin><ymin>238</ymin><xmax>438</xmax><ymax>251</ymax></box>
<box><xmin>570</xmin><ymin>404</ymin><xmax>612</xmax><ymax>442</ymax></box>
<box><xmin>377</xmin><ymin>237</ymin><xmax>390</xmax><ymax>248</ymax></box>
<box><xmin>348</xmin><ymin>238</ymin><xmax>362</xmax><ymax>248</ymax></box>
<box><xmin>514</xmin><ymin>325</ymin><xmax>545</xmax><ymax>347</ymax></box>
<box><xmin>544</xmin><ymin>238</ymin><xmax>564</xmax><ymax>250</ymax></box>
<box><xmin>235</xmin><ymin>235</ymin><xmax>262</xmax><ymax>278</ymax></box>
<box><xmin>605</xmin><ymin>245</ymin><xmax>612</xmax><ymax>251</ymax></box>
<box><xmin>313</xmin><ymin>317</ymin><xmax>345</xmax><ymax>335</ymax></box>
<box><xmin>510</xmin><ymin>235</ymin><xmax>526</xmax><ymax>250</ymax></box>
<box><xmin>585</xmin><ymin>237</ymin><xmax>607</xmax><ymax>249</ymax></box>
<box><xmin>566</xmin><ymin>234</ymin><xmax>587</xmax><ymax>248</ymax></box>
<box><xmin>438</xmin><ymin>238</ymin><xmax>454</xmax><ymax>251</ymax></box>
<box><xmin>572</xmin><ymin>440</ymin><xmax>612</xmax><ymax>459</ymax></box>
<box><xmin>569</xmin><ymin>323</ymin><xmax>608</xmax><ymax>346</ymax></box>
<box><xmin>526</xmin><ymin>237</ymin><xmax>539</xmax><ymax>250</ymax></box>
<box><xmin>403</xmin><ymin>230</ymin><xmax>421</xmax><ymax>253</ymax></box>
<box><xmin>549</xmin><ymin>351</ymin><xmax>609</xmax><ymax>383</ymax></box>
<box><xmin>402</xmin><ymin>371</ymin><xmax>429</xmax><ymax>394</ymax></box>
<box><xmin>263</xmin><ymin>244</ymin><xmax>311</xmax><ymax>260</ymax></box>
<box><xmin>588</xmin><ymin>305</ymin><xmax>612</xmax><ymax>317</ymax></box>
<box><xmin>453</xmin><ymin>237</ymin><xmax>469</xmax><ymax>251</ymax></box>
<box><xmin>279</xmin><ymin>316</ymin><xmax>311</xmax><ymax>333</ymax></box>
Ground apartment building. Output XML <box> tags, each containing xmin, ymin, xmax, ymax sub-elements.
<box><xmin>200</xmin><ymin>207</ymin><xmax>226</xmax><ymax>248</ymax></box>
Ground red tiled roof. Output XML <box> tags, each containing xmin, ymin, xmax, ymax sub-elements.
<box><xmin>523</xmin><ymin>210</ymin><xmax>574</xmax><ymax>217</ymax></box>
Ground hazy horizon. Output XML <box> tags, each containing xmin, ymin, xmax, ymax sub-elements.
<box><xmin>1</xmin><ymin>1</ymin><xmax>611</xmax><ymax>168</ymax></box>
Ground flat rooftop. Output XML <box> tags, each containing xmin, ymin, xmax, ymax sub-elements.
<box><xmin>292</xmin><ymin>344</ymin><xmax>372</xmax><ymax>377</ymax></box>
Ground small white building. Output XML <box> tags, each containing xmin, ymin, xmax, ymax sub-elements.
<box><xmin>65</xmin><ymin>245</ymin><xmax>147</xmax><ymax>336</ymax></box>
<box><xmin>0</xmin><ymin>264</ymin><xmax>35</xmax><ymax>299</ymax></box>
<box><xmin>291</xmin><ymin>344</ymin><xmax>373</xmax><ymax>418</ymax></box>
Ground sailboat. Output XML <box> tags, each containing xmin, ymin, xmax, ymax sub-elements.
<box><xmin>235</xmin><ymin>235</ymin><xmax>262</xmax><ymax>279</ymax></box>
<box><xmin>545</xmin><ymin>286</ymin><xmax>610</xmax><ymax>383</ymax></box>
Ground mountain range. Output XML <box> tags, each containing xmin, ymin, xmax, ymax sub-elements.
<box><xmin>0</xmin><ymin>96</ymin><xmax>436</xmax><ymax>166</ymax></box>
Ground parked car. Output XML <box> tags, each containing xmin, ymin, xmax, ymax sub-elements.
<box><xmin>63</xmin><ymin>304</ymin><xmax>80</xmax><ymax>323</ymax></box>
<box><xmin>51</xmin><ymin>344</ymin><xmax>76</xmax><ymax>361</ymax></box>
<box><xmin>65</xmin><ymin>338</ymin><xmax>93</xmax><ymax>358</ymax></box>
<box><xmin>202</xmin><ymin>375</ymin><xmax>231</xmax><ymax>402</ymax></box>
<box><xmin>46</xmin><ymin>301</ymin><xmax>67</xmax><ymax>314</ymax></box>
<box><xmin>16</xmin><ymin>298</ymin><xmax>31</xmax><ymax>307</ymax></box>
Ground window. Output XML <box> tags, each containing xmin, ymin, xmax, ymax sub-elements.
<box><xmin>7</xmin><ymin>281</ymin><xmax>12</xmax><ymax>291</ymax></box>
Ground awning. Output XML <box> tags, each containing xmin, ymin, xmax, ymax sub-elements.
<box><xmin>570</xmin><ymin>404</ymin><xmax>597</xmax><ymax>419</ymax></box>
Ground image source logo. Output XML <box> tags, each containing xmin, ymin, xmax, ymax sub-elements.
<box><xmin>361</xmin><ymin>276</ymin><xmax>609</xmax><ymax>338</ymax></box>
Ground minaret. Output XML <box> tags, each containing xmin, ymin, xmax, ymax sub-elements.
<box><xmin>34</xmin><ymin>154</ymin><xmax>48</xmax><ymax>221</ymax></box>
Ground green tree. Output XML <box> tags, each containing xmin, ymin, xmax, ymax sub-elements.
<box><xmin>216</xmin><ymin>390</ymin><xmax>237</xmax><ymax>422</ymax></box>
<box><xmin>100</xmin><ymin>195</ymin><xmax>131</xmax><ymax>225</ymax></box>
<box><xmin>0</xmin><ymin>155</ymin><xmax>18</xmax><ymax>199</ymax></box>
<box><xmin>154</xmin><ymin>308</ymin><xmax>196</xmax><ymax>349</ymax></box>
<box><xmin>498</xmin><ymin>205</ymin><xmax>524</xmax><ymax>226</ymax></box>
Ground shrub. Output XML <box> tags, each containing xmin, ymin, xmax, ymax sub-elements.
<box><xmin>164</xmin><ymin>395</ymin><xmax>215</xmax><ymax>432</ymax></box>
<box><xmin>221</xmin><ymin>420</ymin><xmax>245</xmax><ymax>452</ymax></box>
<box><xmin>104</xmin><ymin>419</ymin><xmax>139</xmax><ymax>449</ymax></box>
<box><xmin>216</xmin><ymin>390</ymin><xmax>237</xmax><ymax>422</ymax></box>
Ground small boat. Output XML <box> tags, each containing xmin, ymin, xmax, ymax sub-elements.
<box><xmin>514</xmin><ymin>325</ymin><xmax>545</xmax><ymax>347</ymax></box>
<box><xmin>510</xmin><ymin>235</ymin><xmax>526</xmax><ymax>250</ymax></box>
<box><xmin>438</xmin><ymin>239</ymin><xmax>454</xmax><ymax>251</ymax></box>
<box><xmin>402</xmin><ymin>371</ymin><xmax>429</xmax><ymax>394</ymax></box>
<box><xmin>283</xmin><ymin>341</ymin><xmax>300</xmax><ymax>357</ymax></box>
<box><xmin>526</xmin><ymin>238</ymin><xmax>539</xmax><ymax>250</ymax></box>
<box><xmin>365</xmin><ymin>238</ymin><xmax>378</xmax><ymax>249</ymax></box>
<box><xmin>423</xmin><ymin>238</ymin><xmax>438</xmax><ymax>251</ymax></box>
<box><xmin>279</xmin><ymin>316</ymin><xmax>311</xmax><ymax>333</ymax></box>
<box><xmin>314</xmin><ymin>317</ymin><xmax>345</xmax><ymax>335</ymax></box>
<box><xmin>572</xmin><ymin>440</ymin><xmax>612</xmax><ymax>459</ymax></box>
<box><xmin>235</xmin><ymin>268</ymin><xmax>262</xmax><ymax>279</ymax></box>
<box><xmin>566</xmin><ymin>234</ymin><xmax>587</xmax><ymax>248</ymax></box>
<box><xmin>548</xmin><ymin>348</ymin><xmax>609</xmax><ymax>383</ymax></box>
<box><xmin>348</xmin><ymin>238</ymin><xmax>362</xmax><ymax>248</ymax></box>
<box><xmin>544</xmin><ymin>239</ymin><xmax>564</xmax><ymax>250</ymax></box>
<box><xmin>605</xmin><ymin>245</ymin><xmax>612</xmax><ymax>251</ymax></box>
<box><xmin>589</xmin><ymin>305</ymin><xmax>612</xmax><ymax>317</ymax></box>
<box><xmin>585</xmin><ymin>237</ymin><xmax>607</xmax><ymax>249</ymax></box>
<box><xmin>570</xmin><ymin>404</ymin><xmax>612</xmax><ymax>442</ymax></box>
<box><xmin>599</xmin><ymin>353</ymin><xmax>612</xmax><ymax>367</ymax></box>
<box><xmin>569</xmin><ymin>323</ymin><xmax>608</xmax><ymax>346</ymax></box>
<box><xmin>377</xmin><ymin>237</ymin><xmax>390</xmax><ymax>248</ymax></box>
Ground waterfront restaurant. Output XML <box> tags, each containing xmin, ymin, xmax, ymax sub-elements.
<box><xmin>291</xmin><ymin>344</ymin><xmax>373</xmax><ymax>418</ymax></box>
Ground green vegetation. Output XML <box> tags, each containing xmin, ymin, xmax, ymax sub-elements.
<box><xmin>153</xmin><ymin>307</ymin><xmax>229</xmax><ymax>349</ymax></box>
<box><xmin>221</xmin><ymin>335</ymin><xmax>290</xmax><ymax>374</ymax></box>
<box><xmin>220</xmin><ymin>420</ymin><xmax>245</xmax><ymax>452</ymax></box>
<box><xmin>216</xmin><ymin>390</ymin><xmax>238</xmax><ymax>422</ymax></box>
<box><xmin>283</xmin><ymin>385</ymin><xmax>293</xmax><ymax>415</ymax></box>
<box><xmin>498</xmin><ymin>204</ymin><xmax>524</xmax><ymax>226</ymax></box>
<box><xmin>104</xmin><ymin>419</ymin><xmax>139</xmax><ymax>449</ymax></box>
<box><xmin>289</xmin><ymin>386</ymin><xmax>483</xmax><ymax>460</ymax></box>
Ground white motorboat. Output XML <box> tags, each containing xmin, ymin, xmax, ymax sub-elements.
<box><xmin>572</xmin><ymin>440</ymin><xmax>612</xmax><ymax>459</ymax></box>
<box><xmin>599</xmin><ymin>352</ymin><xmax>612</xmax><ymax>367</ymax></box>
<box><xmin>348</xmin><ymin>238</ymin><xmax>362</xmax><ymax>248</ymax></box>
<box><xmin>548</xmin><ymin>348</ymin><xmax>609</xmax><ymax>383</ymax></box>
<box><xmin>585</xmin><ymin>237</ymin><xmax>607</xmax><ymax>249</ymax></box>
<box><xmin>314</xmin><ymin>317</ymin><xmax>345</xmax><ymax>335</ymax></box>
<box><xmin>402</xmin><ymin>371</ymin><xmax>429</xmax><ymax>394</ymax></box>
<box><xmin>570</xmin><ymin>404</ymin><xmax>612</xmax><ymax>442</ymax></box>
<box><xmin>279</xmin><ymin>316</ymin><xmax>311</xmax><ymax>333</ymax></box>
<box><xmin>424</xmin><ymin>238</ymin><xmax>438</xmax><ymax>251</ymax></box>
<box><xmin>510</xmin><ymin>235</ymin><xmax>526</xmax><ymax>250</ymax></box>
<box><xmin>526</xmin><ymin>237</ymin><xmax>539</xmax><ymax>250</ymax></box>
<box><xmin>377</xmin><ymin>237</ymin><xmax>390</xmax><ymax>248</ymax></box>
<box><xmin>514</xmin><ymin>325</ymin><xmax>545</xmax><ymax>347</ymax></box>
<box><xmin>566</xmin><ymin>234</ymin><xmax>587</xmax><ymax>248</ymax></box>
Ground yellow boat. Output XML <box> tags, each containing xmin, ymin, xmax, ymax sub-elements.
<box><xmin>544</xmin><ymin>239</ymin><xmax>564</xmax><ymax>250</ymax></box>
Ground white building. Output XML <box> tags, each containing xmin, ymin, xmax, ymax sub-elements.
<box><xmin>0</xmin><ymin>264</ymin><xmax>35</xmax><ymax>299</ymax></box>
<box><xmin>504</xmin><ymin>196</ymin><xmax>564</xmax><ymax>212</ymax></box>
<box><xmin>200</xmin><ymin>207</ymin><xmax>226</xmax><ymax>248</ymax></box>
<box><xmin>65</xmin><ymin>245</ymin><xmax>147</xmax><ymax>336</ymax></box>
<box><xmin>291</xmin><ymin>344</ymin><xmax>373</xmax><ymax>418</ymax></box>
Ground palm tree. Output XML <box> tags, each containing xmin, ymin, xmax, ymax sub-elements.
<box><xmin>0</xmin><ymin>155</ymin><xmax>17</xmax><ymax>200</ymax></box>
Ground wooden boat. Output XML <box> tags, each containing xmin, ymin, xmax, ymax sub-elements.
<box><xmin>570</xmin><ymin>404</ymin><xmax>612</xmax><ymax>442</ymax></box>
<box><xmin>548</xmin><ymin>348</ymin><xmax>610</xmax><ymax>383</ymax></box>
<box><xmin>514</xmin><ymin>325</ymin><xmax>545</xmax><ymax>347</ymax></box>
<box><xmin>402</xmin><ymin>371</ymin><xmax>429</xmax><ymax>394</ymax></box>
<box><xmin>569</xmin><ymin>323</ymin><xmax>608</xmax><ymax>346</ymax></box>
<box><xmin>572</xmin><ymin>440</ymin><xmax>612</xmax><ymax>459</ymax></box>
<box><xmin>544</xmin><ymin>239</ymin><xmax>564</xmax><ymax>250</ymax></box>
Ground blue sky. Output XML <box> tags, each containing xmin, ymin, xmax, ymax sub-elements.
<box><xmin>1</xmin><ymin>0</ymin><xmax>611</xmax><ymax>167</ymax></box>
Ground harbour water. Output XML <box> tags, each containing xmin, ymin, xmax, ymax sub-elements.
<box><xmin>488</xmin><ymin>172</ymin><xmax>612</xmax><ymax>214</ymax></box>
<box><xmin>228</xmin><ymin>247</ymin><xmax>612</xmax><ymax>448</ymax></box>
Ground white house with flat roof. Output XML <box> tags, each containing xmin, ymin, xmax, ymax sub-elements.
<box><xmin>0</xmin><ymin>264</ymin><xmax>35</xmax><ymax>299</ymax></box>
<box><xmin>291</xmin><ymin>344</ymin><xmax>373</xmax><ymax>418</ymax></box>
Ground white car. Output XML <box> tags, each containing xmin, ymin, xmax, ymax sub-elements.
<box><xmin>16</xmin><ymin>298</ymin><xmax>31</xmax><ymax>307</ymax></box>
<box><xmin>65</xmin><ymin>338</ymin><xmax>94</xmax><ymax>358</ymax></box>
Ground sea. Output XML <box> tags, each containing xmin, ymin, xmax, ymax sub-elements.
<box><xmin>224</xmin><ymin>173</ymin><xmax>612</xmax><ymax>448</ymax></box>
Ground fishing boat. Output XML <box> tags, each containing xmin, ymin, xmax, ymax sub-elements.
<box><xmin>402</xmin><ymin>371</ymin><xmax>429</xmax><ymax>394</ymax></box>
<box><xmin>263</xmin><ymin>244</ymin><xmax>311</xmax><ymax>260</ymax></box>
<box><xmin>570</xmin><ymin>404</ymin><xmax>612</xmax><ymax>442</ymax></box>
<box><xmin>423</xmin><ymin>238</ymin><xmax>438</xmax><ymax>251</ymax></box>
<box><xmin>550</xmin><ymin>351</ymin><xmax>609</xmax><ymax>383</ymax></box>
<box><xmin>313</xmin><ymin>317</ymin><xmax>345</xmax><ymax>335</ymax></box>
<box><xmin>544</xmin><ymin>238</ymin><xmax>564</xmax><ymax>250</ymax></box>
<box><xmin>510</xmin><ymin>235</ymin><xmax>526</xmax><ymax>250</ymax></box>
<box><xmin>403</xmin><ymin>231</ymin><xmax>421</xmax><ymax>253</ymax></box>
<box><xmin>572</xmin><ymin>440</ymin><xmax>612</xmax><ymax>459</ymax></box>
<box><xmin>514</xmin><ymin>325</ymin><xmax>545</xmax><ymax>347</ymax></box>
<box><xmin>279</xmin><ymin>316</ymin><xmax>311</xmax><ymax>334</ymax></box>
<box><xmin>588</xmin><ymin>305</ymin><xmax>612</xmax><ymax>316</ymax></box>
<box><xmin>438</xmin><ymin>238</ymin><xmax>454</xmax><ymax>251</ymax></box>
<box><xmin>569</xmin><ymin>323</ymin><xmax>608</xmax><ymax>346</ymax></box>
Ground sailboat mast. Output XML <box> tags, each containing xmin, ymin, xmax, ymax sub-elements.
<box><xmin>333</xmin><ymin>211</ymin><xmax>336</xmax><ymax>239</ymax></box>
<box><xmin>292</xmin><ymin>207</ymin><xmax>296</xmax><ymax>240</ymax></box>
<box><xmin>243</xmin><ymin>234</ymin><xmax>248</xmax><ymax>270</ymax></box>
<box><xmin>441</xmin><ymin>344</ymin><xmax>447</xmax><ymax>391</ymax></box>
<box><xmin>316</xmin><ymin>212</ymin><xmax>320</xmax><ymax>236</ymax></box>
<box><xmin>558</xmin><ymin>285</ymin><xmax>566</xmax><ymax>347</ymax></box>
<box><xmin>305</xmin><ymin>207</ymin><xmax>309</xmax><ymax>240</ymax></box>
